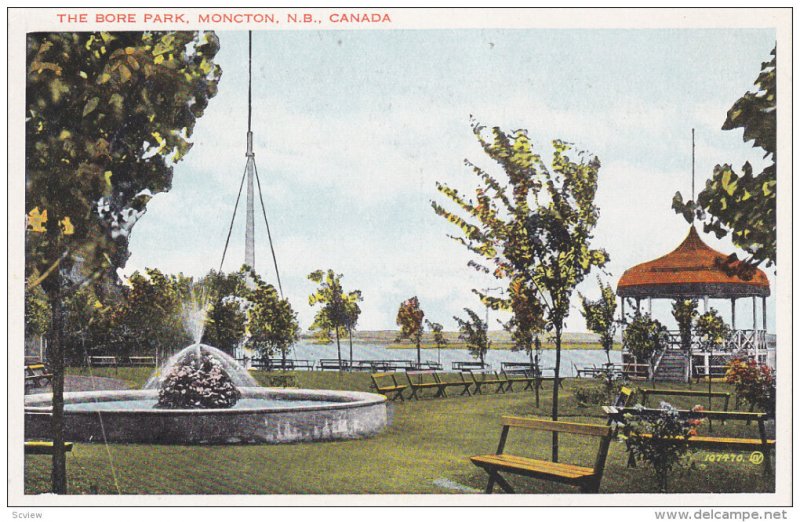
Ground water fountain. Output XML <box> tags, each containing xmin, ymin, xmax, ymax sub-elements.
<box><xmin>24</xmin><ymin>300</ymin><xmax>388</xmax><ymax>444</ymax></box>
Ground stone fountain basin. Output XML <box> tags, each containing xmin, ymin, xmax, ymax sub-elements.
<box><xmin>25</xmin><ymin>387</ymin><xmax>388</xmax><ymax>444</ymax></box>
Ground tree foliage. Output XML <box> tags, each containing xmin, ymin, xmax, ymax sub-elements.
<box><xmin>26</xmin><ymin>31</ymin><xmax>222</xmax><ymax>287</ymax></box>
<box><xmin>454</xmin><ymin>308</ymin><xmax>490</xmax><ymax>366</ymax></box>
<box><xmin>396</xmin><ymin>296</ymin><xmax>425</xmax><ymax>365</ymax></box>
<box><xmin>432</xmin><ymin>120</ymin><xmax>607</xmax><ymax>460</ymax></box>
<box><xmin>694</xmin><ymin>309</ymin><xmax>731</xmax><ymax>352</ymax></box>
<box><xmin>247</xmin><ymin>277</ymin><xmax>300</xmax><ymax>362</ymax></box>
<box><xmin>672</xmin><ymin>47</ymin><xmax>776</xmax><ymax>274</ymax></box>
<box><xmin>307</xmin><ymin>269</ymin><xmax>360</xmax><ymax>367</ymax></box>
<box><xmin>623</xmin><ymin>313</ymin><xmax>670</xmax><ymax>376</ymax></box>
<box><xmin>579</xmin><ymin>278</ymin><xmax>618</xmax><ymax>364</ymax></box>
<box><xmin>671</xmin><ymin>299</ymin><xmax>698</xmax><ymax>353</ymax></box>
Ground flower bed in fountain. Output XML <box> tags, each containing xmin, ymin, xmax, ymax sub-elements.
<box><xmin>157</xmin><ymin>352</ymin><xmax>241</xmax><ymax>409</ymax></box>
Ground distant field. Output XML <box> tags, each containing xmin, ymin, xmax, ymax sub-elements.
<box><xmin>300</xmin><ymin>330</ymin><xmax>619</xmax><ymax>351</ymax></box>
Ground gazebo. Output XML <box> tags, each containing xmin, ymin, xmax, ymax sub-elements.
<box><xmin>617</xmin><ymin>225</ymin><xmax>771</xmax><ymax>380</ymax></box>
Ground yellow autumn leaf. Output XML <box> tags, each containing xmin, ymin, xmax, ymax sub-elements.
<box><xmin>27</xmin><ymin>207</ymin><xmax>47</xmax><ymax>232</ymax></box>
<box><xmin>104</xmin><ymin>170</ymin><xmax>113</xmax><ymax>187</ymax></box>
<box><xmin>59</xmin><ymin>216</ymin><xmax>74</xmax><ymax>235</ymax></box>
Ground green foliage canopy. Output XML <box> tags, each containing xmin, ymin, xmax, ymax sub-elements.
<box><xmin>454</xmin><ymin>308</ymin><xmax>490</xmax><ymax>366</ymax></box>
<box><xmin>672</xmin><ymin>47</ymin><xmax>776</xmax><ymax>274</ymax></box>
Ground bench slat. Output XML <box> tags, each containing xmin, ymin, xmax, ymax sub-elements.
<box><xmin>471</xmin><ymin>454</ymin><xmax>595</xmax><ymax>481</ymax></box>
<box><xmin>501</xmin><ymin>416</ymin><xmax>611</xmax><ymax>437</ymax></box>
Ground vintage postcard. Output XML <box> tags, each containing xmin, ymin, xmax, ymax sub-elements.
<box><xmin>7</xmin><ymin>7</ymin><xmax>792</xmax><ymax>511</ymax></box>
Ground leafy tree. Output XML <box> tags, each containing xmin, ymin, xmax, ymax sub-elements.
<box><xmin>308</xmin><ymin>269</ymin><xmax>353</xmax><ymax>369</ymax></box>
<box><xmin>25</xmin><ymin>31</ymin><xmax>221</xmax><ymax>492</ymax></box>
<box><xmin>623</xmin><ymin>313</ymin><xmax>670</xmax><ymax>381</ymax></box>
<box><xmin>425</xmin><ymin>319</ymin><xmax>447</xmax><ymax>365</ymax></box>
<box><xmin>454</xmin><ymin>308</ymin><xmax>490</xmax><ymax>367</ymax></box>
<box><xmin>202</xmin><ymin>298</ymin><xmax>246</xmax><ymax>355</ymax></box>
<box><xmin>579</xmin><ymin>278</ymin><xmax>618</xmax><ymax>364</ymax></box>
<box><xmin>671</xmin><ymin>299</ymin><xmax>698</xmax><ymax>353</ymax></box>
<box><xmin>200</xmin><ymin>267</ymin><xmax>251</xmax><ymax>356</ymax></box>
<box><xmin>694</xmin><ymin>309</ymin><xmax>731</xmax><ymax>353</ymax></box>
<box><xmin>432</xmin><ymin>121</ymin><xmax>607</xmax><ymax>460</ymax></box>
<box><xmin>396</xmin><ymin>296</ymin><xmax>426</xmax><ymax>366</ymax></box>
<box><xmin>115</xmin><ymin>269</ymin><xmax>193</xmax><ymax>362</ymax></box>
<box><xmin>247</xmin><ymin>278</ymin><xmax>300</xmax><ymax>366</ymax></box>
<box><xmin>673</xmin><ymin>48</ymin><xmax>776</xmax><ymax>274</ymax></box>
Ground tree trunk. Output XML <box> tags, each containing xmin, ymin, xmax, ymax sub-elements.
<box><xmin>416</xmin><ymin>337</ymin><xmax>421</xmax><ymax>368</ymax></box>
<box><xmin>44</xmin><ymin>274</ymin><xmax>67</xmax><ymax>494</ymax></box>
<box><xmin>551</xmin><ymin>326</ymin><xmax>562</xmax><ymax>463</ymax></box>
<box><xmin>335</xmin><ymin>328</ymin><xmax>342</xmax><ymax>370</ymax></box>
<box><xmin>349</xmin><ymin>328</ymin><xmax>353</xmax><ymax>367</ymax></box>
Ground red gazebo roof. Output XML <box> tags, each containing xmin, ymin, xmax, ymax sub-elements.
<box><xmin>617</xmin><ymin>226</ymin><xmax>770</xmax><ymax>299</ymax></box>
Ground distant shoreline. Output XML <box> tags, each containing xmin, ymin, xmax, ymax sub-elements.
<box><xmin>298</xmin><ymin>330</ymin><xmax>620</xmax><ymax>351</ymax></box>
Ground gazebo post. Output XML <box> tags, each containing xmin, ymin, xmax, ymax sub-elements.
<box><xmin>648</xmin><ymin>297</ymin><xmax>652</xmax><ymax>315</ymax></box>
<box><xmin>635</xmin><ymin>298</ymin><xmax>641</xmax><ymax>314</ymax></box>
<box><xmin>703</xmin><ymin>295</ymin><xmax>709</xmax><ymax>313</ymax></box>
<box><xmin>731</xmin><ymin>298</ymin><xmax>736</xmax><ymax>330</ymax></box>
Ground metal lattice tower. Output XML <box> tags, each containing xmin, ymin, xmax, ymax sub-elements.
<box><xmin>218</xmin><ymin>31</ymin><xmax>284</xmax><ymax>297</ymax></box>
<box><xmin>244</xmin><ymin>132</ymin><xmax>255</xmax><ymax>269</ymax></box>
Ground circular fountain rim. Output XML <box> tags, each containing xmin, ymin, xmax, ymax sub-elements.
<box><xmin>24</xmin><ymin>387</ymin><xmax>387</xmax><ymax>416</ymax></box>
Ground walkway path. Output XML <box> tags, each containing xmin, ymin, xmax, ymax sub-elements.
<box><xmin>26</xmin><ymin>375</ymin><xmax>130</xmax><ymax>394</ymax></box>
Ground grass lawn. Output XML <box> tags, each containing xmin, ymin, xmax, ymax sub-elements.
<box><xmin>24</xmin><ymin>371</ymin><xmax>775</xmax><ymax>495</ymax></box>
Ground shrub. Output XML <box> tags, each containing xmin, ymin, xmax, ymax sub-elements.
<box><xmin>725</xmin><ymin>358</ymin><xmax>776</xmax><ymax>416</ymax></box>
<box><xmin>573</xmin><ymin>384</ymin><xmax>609</xmax><ymax>407</ymax></box>
<box><xmin>620</xmin><ymin>402</ymin><xmax>705</xmax><ymax>492</ymax></box>
<box><xmin>157</xmin><ymin>352</ymin><xmax>241</xmax><ymax>409</ymax></box>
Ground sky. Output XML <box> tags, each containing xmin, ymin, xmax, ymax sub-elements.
<box><xmin>124</xmin><ymin>28</ymin><xmax>777</xmax><ymax>333</ymax></box>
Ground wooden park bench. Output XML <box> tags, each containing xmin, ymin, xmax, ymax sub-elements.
<box><xmin>405</xmin><ymin>371</ymin><xmax>447</xmax><ymax>400</ymax></box>
<box><xmin>573</xmin><ymin>363</ymin><xmax>601</xmax><ymax>378</ymax></box>
<box><xmin>370</xmin><ymin>372</ymin><xmax>407</xmax><ymax>401</ymax></box>
<box><xmin>432</xmin><ymin>371</ymin><xmax>473</xmax><ymax>396</ymax></box>
<box><xmin>693</xmin><ymin>365</ymin><xmax>729</xmax><ymax>384</ymax></box>
<box><xmin>452</xmin><ymin>361</ymin><xmax>490</xmax><ymax>372</ymax></box>
<box><xmin>291</xmin><ymin>359</ymin><xmax>315</xmax><ymax>371</ymax></box>
<box><xmin>622</xmin><ymin>362</ymin><xmax>649</xmax><ymax>381</ymax></box>
<box><xmin>604</xmin><ymin>406</ymin><xmax>775</xmax><ymax>476</ymax></box>
<box><xmin>127</xmin><ymin>356</ymin><xmax>156</xmax><ymax>367</ymax></box>
<box><xmin>24</xmin><ymin>363</ymin><xmax>53</xmax><ymax>391</ymax></box>
<box><xmin>639</xmin><ymin>388</ymin><xmax>731</xmax><ymax>431</ymax></box>
<box><xmin>471</xmin><ymin>416</ymin><xmax>614</xmax><ymax>493</ymax></box>
<box><xmin>500</xmin><ymin>369</ymin><xmax>537</xmax><ymax>392</ymax></box>
<box><xmin>421</xmin><ymin>361</ymin><xmax>443</xmax><ymax>371</ymax></box>
<box><xmin>470</xmin><ymin>370</ymin><xmax>509</xmax><ymax>394</ymax></box>
<box><xmin>87</xmin><ymin>355</ymin><xmax>118</xmax><ymax>373</ymax></box>
<box><xmin>25</xmin><ymin>441</ymin><xmax>74</xmax><ymax>455</ymax></box>
<box><xmin>318</xmin><ymin>359</ymin><xmax>351</xmax><ymax>371</ymax></box>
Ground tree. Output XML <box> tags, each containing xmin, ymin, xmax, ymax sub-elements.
<box><xmin>308</xmin><ymin>269</ymin><xmax>353</xmax><ymax>369</ymax></box>
<box><xmin>671</xmin><ymin>299</ymin><xmax>698</xmax><ymax>353</ymax></box>
<box><xmin>454</xmin><ymin>308</ymin><xmax>490</xmax><ymax>367</ymax></box>
<box><xmin>25</xmin><ymin>31</ymin><xmax>221</xmax><ymax>492</ymax></box>
<box><xmin>623</xmin><ymin>313</ymin><xmax>670</xmax><ymax>381</ymax></box>
<box><xmin>425</xmin><ymin>319</ymin><xmax>447</xmax><ymax>365</ymax></box>
<box><xmin>579</xmin><ymin>278</ymin><xmax>618</xmax><ymax>365</ymax></box>
<box><xmin>247</xmin><ymin>278</ymin><xmax>300</xmax><ymax>366</ymax></box>
<box><xmin>396</xmin><ymin>296</ymin><xmax>425</xmax><ymax>366</ymax></box>
<box><xmin>694</xmin><ymin>309</ymin><xmax>731</xmax><ymax>353</ymax></box>
<box><xmin>200</xmin><ymin>268</ymin><xmax>251</xmax><ymax>356</ymax></box>
<box><xmin>432</xmin><ymin>121</ymin><xmax>607</xmax><ymax>460</ymax></box>
<box><xmin>673</xmin><ymin>47</ymin><xmax>776</xmax><ymax>274</ymax></box>
<box><xmin>202</xmin><ymin>298</ymin><xmax>246</xmax><ymax>355</ymax></box>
